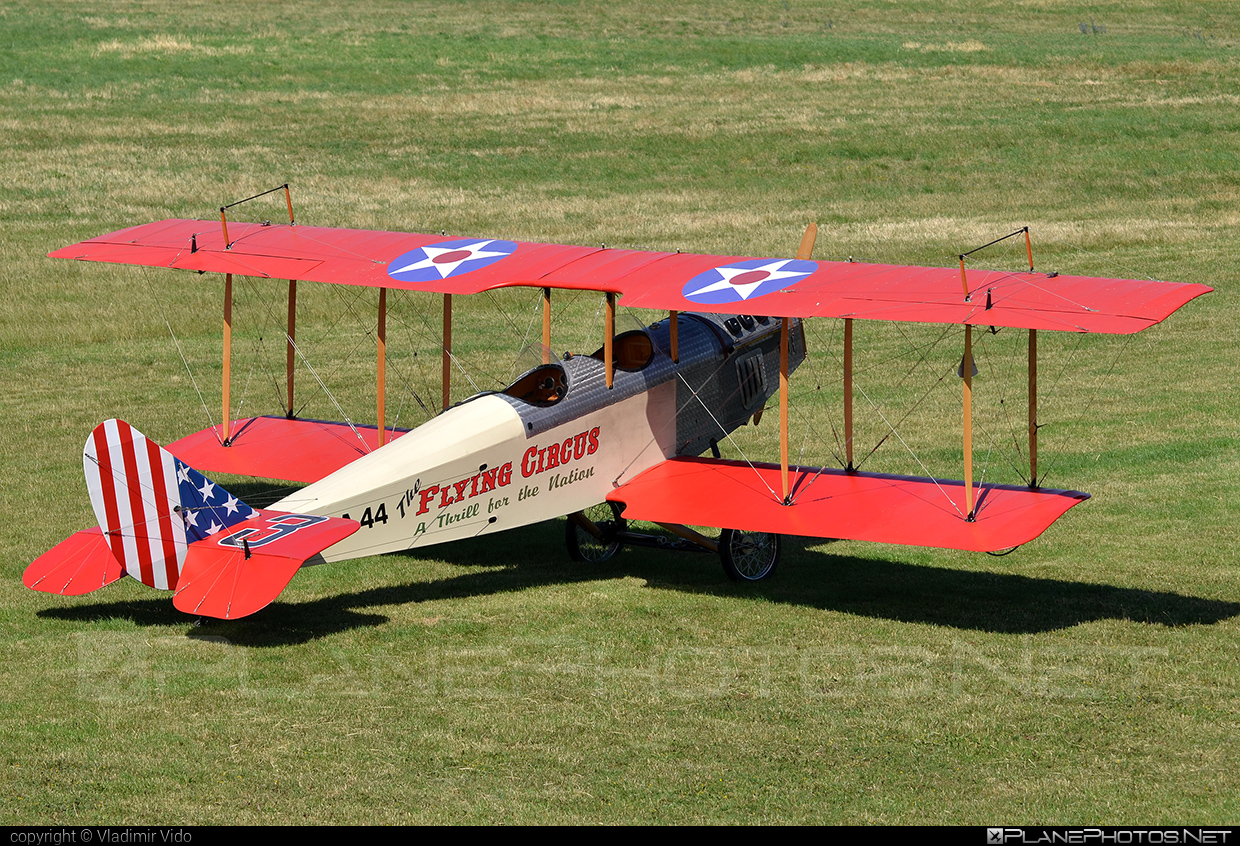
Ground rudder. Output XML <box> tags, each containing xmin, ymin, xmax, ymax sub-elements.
<box><xmin>83</xmin><ymin>419</ymin><xmax>257</xmax><ymax>590</ymax></box>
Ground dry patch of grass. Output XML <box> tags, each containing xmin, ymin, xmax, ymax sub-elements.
<box><xmin>902</xmin><ymin>39</ymin><xmax>991</xmax><ymax>53</ymax></box>
<box><xmin>92</xmin><ymin>36</ymin><xmax>254</xmax><ymax>58</ymax></box>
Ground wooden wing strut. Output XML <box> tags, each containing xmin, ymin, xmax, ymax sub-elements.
<box><xmin>286</xmin><ymin>280</ymin><xmax>297</xmax><ymax>418</ymax></box>
<box><xmin>442</xmin><ymin>293</ymin><xmax>452</xmax><ymax>410</ymax></box>
<box><xmin>222</xmin><ymin>273</ymin><xmax>233</xmax><ymax>444</ymax></box>
<box><xmin>377</xmin><ymin>287</ymin><xmax>387</xmax><ymax>446</ymax></box>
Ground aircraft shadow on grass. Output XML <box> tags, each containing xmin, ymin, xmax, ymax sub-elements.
<box><xmin>38</xmin><ymin>523</ymin><xmax>1240</xmax><ymax>646</ymax></box>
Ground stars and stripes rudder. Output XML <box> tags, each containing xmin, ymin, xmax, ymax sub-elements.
<box><xmin>83</xmin><ymin>419</ymin><xmax>255</xmax><ymax>591</ymax></box>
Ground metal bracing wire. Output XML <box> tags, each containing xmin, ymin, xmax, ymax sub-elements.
<box><xmin>137</xmin><ymin>269</ymin><xmax>221</xmax><ymax>441</ymax></box>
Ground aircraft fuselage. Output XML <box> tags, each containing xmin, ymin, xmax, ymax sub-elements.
<box><xmin>273</xmin><ymin>312</ymin><xmax>805</xmax><ymax>562</ymax></box>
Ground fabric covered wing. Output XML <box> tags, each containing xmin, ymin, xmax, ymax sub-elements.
<box><xmin>168</xmin><ymin>416</ymin><xmax>410</xmax><ymax>484</ymax></box>
<box><xmin>51</xmin><ymin>219</ymin><xmax>1210</xmax><ymax>334</ymax></box>
<box><xmin>172</xmin><ymin>510</ymin><xmax>359</xmax><ymax>619</ymax></box>
<box><xmin>607</xmin><ymin>457</ymin><xmax>1089</xmax><ymax>553</ymax></box>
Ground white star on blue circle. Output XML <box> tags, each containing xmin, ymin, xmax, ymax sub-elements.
<box><xmin>682</xmin><ymin>258</ymin><xmax>817</xmax><ymax>306</ymax></box>
<box><xmin>386</xmin><ymin>238</ymin><xmax>518</xmax><ymax>284</ymax></box>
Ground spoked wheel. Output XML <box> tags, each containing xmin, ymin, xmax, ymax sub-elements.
<box><xmin>566</xmin><ymin>501</ymin><xmax>626</xmax><ymax>563</ymax></box>
<box><xmin>719</xmin><ymin>528</ymin><xmax>781</xmax><ymax>581</ymax></box>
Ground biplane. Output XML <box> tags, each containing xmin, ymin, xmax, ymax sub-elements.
<box><xmin>24</xmin><ymin>186</ymin><xmax>1211</xmax><ymax>619</ymax></box>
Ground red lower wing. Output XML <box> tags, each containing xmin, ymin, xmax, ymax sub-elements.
<box><xmin>608</xmin><ymin>457</ymin><xmax>1089</xmax><ymax>552</ymax></box>
<box><xmin>168</xmin><ymin>416</ymin><xmax>409</xmax><ymax>483</ymax></box>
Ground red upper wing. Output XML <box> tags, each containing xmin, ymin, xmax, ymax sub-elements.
<box><xmin>51</xmin><ymin>218</ymin><xmax>1211</xmax><ymax>333</ymax></box>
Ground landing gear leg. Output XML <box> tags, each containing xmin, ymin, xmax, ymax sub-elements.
<box><xmin>566</xmin><ymin>501</ymin><xmax>626</xmax><ymax>563</ymax></box>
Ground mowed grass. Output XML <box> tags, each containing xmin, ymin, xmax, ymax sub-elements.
<box><xmin>2</xmin><ymin>0</ymin><xmax>1238</xmax><ymax>825</ymax></box>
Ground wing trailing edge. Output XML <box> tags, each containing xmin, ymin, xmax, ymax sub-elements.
<box><xmin>23</xmin><ymin>528</ymin><xmax>126</xmax><ymax>596</ymax></box>
<box><xmin>168</xmin><ymin>416</ymin><xmax>411</xmax><ymax>484</ymax></box>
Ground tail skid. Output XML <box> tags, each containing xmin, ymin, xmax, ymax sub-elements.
<box><xmin>25</xmin><ymin>420</ymin><xmax>359</xmax><ymax>619</ymax></box>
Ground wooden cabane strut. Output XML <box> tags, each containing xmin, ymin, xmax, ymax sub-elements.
<box><xmin>542</xmin><ymin>287</ymin><xmax>552</xmax><ymax>364</ymax></box>
<box><xmin>605</xmin><ymin>292</ymin><xmax>616</xmax><ymax>389</ymax></box>
<box><xmin>775</xmin><ymin>222</ymin><xmax>820</xmax><ymax>502</ymax></box>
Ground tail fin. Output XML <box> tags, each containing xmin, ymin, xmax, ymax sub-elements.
<box><xmin>83</xmin><ymin>419</ymin><xmax>258</xmax><ymax>591</ymax></box>
<box><xmin>81</xmin><ymin>419</ymin><xmax>359</xmax><ymax>618</ymax></box>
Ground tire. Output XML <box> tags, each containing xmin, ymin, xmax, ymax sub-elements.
<box><xmin>566</xmin><ymin>501</ymin><xmax>626</xmax><ymax>562</ymax></box>
<box><xmin>719</xmin><ymin>528</ymin><xmax>780</xmax><ymax>581</ymax></box>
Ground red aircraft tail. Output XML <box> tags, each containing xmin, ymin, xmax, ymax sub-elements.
<box><xmin>25</xmin><ymin>420</ymin><xmax>359</xmax><ymax>619</ymax></box>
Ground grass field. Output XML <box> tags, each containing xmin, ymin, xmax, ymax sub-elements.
<box><xmin>2</xmin><ymin>0</ymin><xmax>1237</xmax><ymax>825</ymax></box>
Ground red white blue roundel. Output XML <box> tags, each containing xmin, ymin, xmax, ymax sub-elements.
<box><xmin>387</xmin><ymin>238</ymin><xmax>518</xmax><ymax>283</ymax></box>
<box><xmin>682</xmin><ymin>258</ymin><xmax>817</xmax><ymax>305</ymax></box>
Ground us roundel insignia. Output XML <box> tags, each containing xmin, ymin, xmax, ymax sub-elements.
<box><xmin>681</xmin><ymin>258</ymin><xmax>817</xmax><ymax>305</ymax></box>
<box><xmin>386</xmin><ymin>238</ymin><xmax>518</xmax><ymax>283</ymax></box>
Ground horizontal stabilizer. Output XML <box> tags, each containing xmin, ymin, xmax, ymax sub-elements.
<box><xmin>172</xmin><ymin>510</ymin><xmax>359</xmax><ymax>619</ymax></box>
<box><xmin>169</xmin><ymin>416</ymin><xmax>409</xmax><ymax>484</ymax></box>
<box><xmin>23</xmin><ymin>528</ymin><xmax>126</xmax><ymax>596</ymax></box>
<box><xmin>608</xmin><ymin>457</ymin><xmax>1089</xmax><ymax>553</ymax></box>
